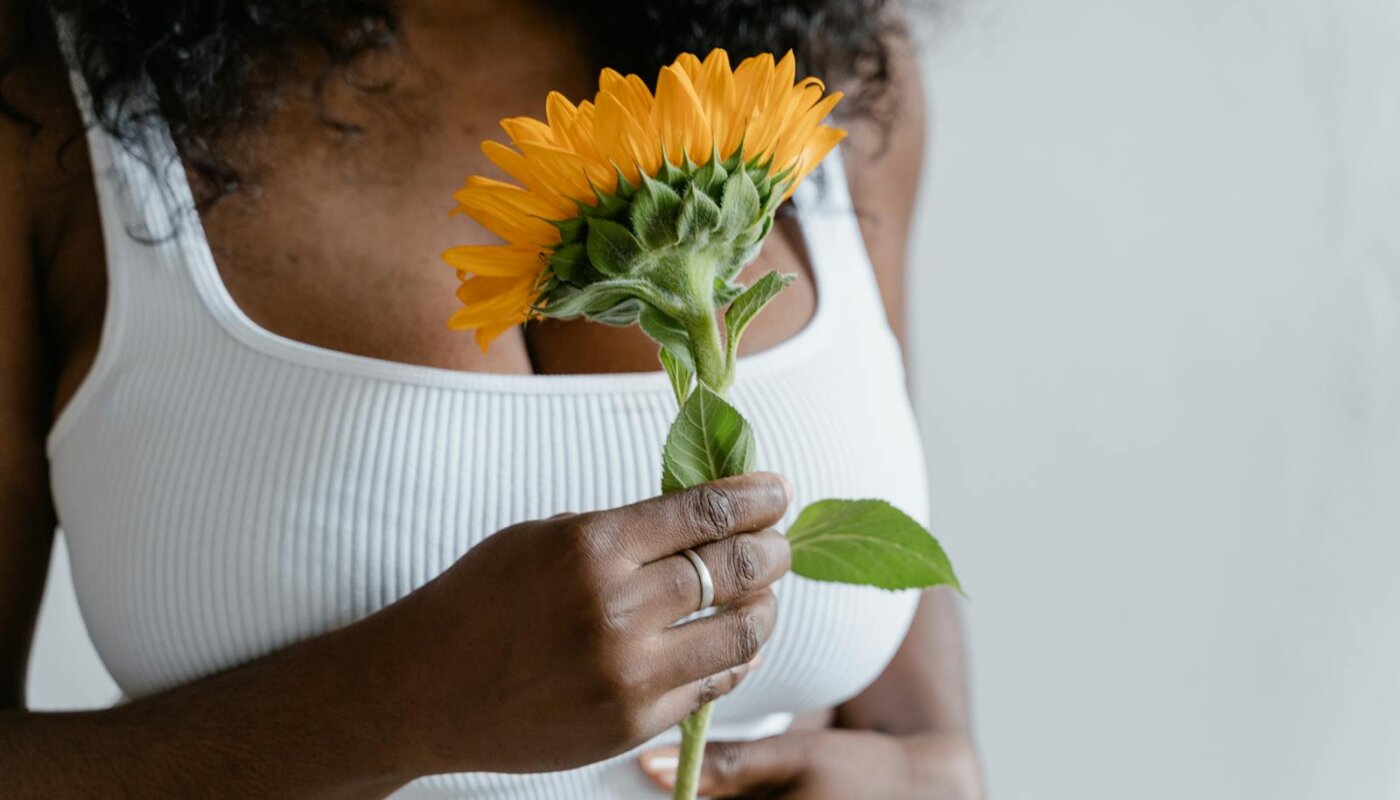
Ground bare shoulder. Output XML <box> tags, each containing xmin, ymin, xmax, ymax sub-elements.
<box><xmin>840</xmin><ymin>32</ymin><xmax>927</xmax><ymax>344</ymax></box>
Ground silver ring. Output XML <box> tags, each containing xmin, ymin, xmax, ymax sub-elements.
<box><xmin>681</xmin><ymin>548</ymin><xmax>715</xmax><ymax>612</ymax></box>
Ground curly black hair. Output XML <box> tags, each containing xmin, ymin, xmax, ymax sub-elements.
<box><xmin>4</xmin><ymin>1</ymin><xmax>910</xmax><ymax>204</ymax></box>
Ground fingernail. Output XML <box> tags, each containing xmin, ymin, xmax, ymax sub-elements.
<box><xmin>749</xmin><ymin>654</ymin><xmax>765</xmax><ymax>670</ymax></box>
<box><xmin>780</xmin><ymin>475</ymin><xmax>795</xmax><ymax>504</ymax></box>
<box><xmin>640</xmin><ymin>747</ymin><xmax>680</xmax><ymax>788</ymax></box>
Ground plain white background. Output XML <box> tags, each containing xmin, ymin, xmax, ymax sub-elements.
<box><xmin>28</xmin><ymin>1</ymin><xmax>1400</xmax><ymax>798</ymax></box>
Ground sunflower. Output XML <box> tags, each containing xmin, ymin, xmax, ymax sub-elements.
<box><xmin>442</xmin><ymin>49</ymin><xmax>845</xmax><ymax>368</ymax></box>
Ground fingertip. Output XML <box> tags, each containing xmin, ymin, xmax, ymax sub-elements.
<box><xmin>638</xmin><ymin>746</ymin><xmax>679</xmax><ymax>789</ymax></box>
<box><xmin>746</xmin><ymin>471</ymin><xmax>793</xmax><ymax>513</ymax></box>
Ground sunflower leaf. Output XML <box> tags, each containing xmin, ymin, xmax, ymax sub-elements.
<box><xmin>724</xmin><ymin>271</ymin><xmax>794</xmax><ymax>360</ymax></box>
<box><xmin>786</xmin><ymin>499</ymin><xmax>963</xmax><ymax>593</ymax></box>
<box><xmin>639</xmin><ymin>305</ymin><xmax>695</xmax><ymax>373</ymax></box>
<box><xmin>659</xmin><ymin>348</ymin><xmax>694</xmax><ymax>406</ymax></box>
<box><xmin>661</xmin><ymin>384</ymin><xmax>755</xmax><ymax>492</ymax></box>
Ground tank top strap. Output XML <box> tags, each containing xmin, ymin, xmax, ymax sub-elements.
<box><xmin>48</xmin><ymin>13</ymin><xmax>218</xmax><ymax>452</ymax></box>
<box><xmin>789</xmin><ymin>146</ymin><xmax>899</xmax><ymax>346</ymax></box>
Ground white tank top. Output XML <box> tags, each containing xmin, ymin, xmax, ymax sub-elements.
<box><xmin>49</xmin><ymin>59</ymin><xmax>930</xmax><ymax>798</ymax></box>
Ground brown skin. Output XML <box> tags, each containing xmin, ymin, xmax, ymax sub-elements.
<box><xmin>1</xmin><ymin>0</ymin><xmax>981</xmax><ymax>797</ymax></box>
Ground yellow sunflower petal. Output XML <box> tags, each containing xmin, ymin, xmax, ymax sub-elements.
<box><xmin>652</xmin><ymin>65</ymin><xmax>712</xmax><ymax>165</ymax></box>
<box><xmin>441</xmin><ymin>243</ymin><xmax>546</xmax><ymax>277</ymax></box>
<box><xmin>501</xmin><ymin>117</ymin><xmax>557</xmax><ymax>147</ymax></box>
<box><xmin>473</xmin><ymin>316</ymin><xmax>524</xmax><ymax>351</ymax></box>
<box><xmin>783</xmin><ymin>125</ymin><xmax>847</xmax><ymax>200</ymax></box>
<box><xmin>695</xmin><ymin>49</ymin><xmax>736</xmax><ymax>158</ymax></box>
<box><xmin>544</xmin><ymin>91</ymin><xmax>581</xmax><ymax>140</ymax></box>
<box><xmin>480</xmin><ymin>141</ymin><xmax>578</xmax><ymax>217</ymax></box>
<box><xmin>596</xmin><ymin>91</ymin><xmax>659</xmax><ymax>186</ymax></box>
<box><xmin>772</xmin><ymin>89</ymin><xmax>844</xmax><ymax>172</ymax></box>
<box><xmin>452</xmin><ymin>275</ymin><xmax>536</xmax><ymax>325</ymax></box>
<box><xmin>452</xmin><ymin>177</ymin><xmax>562</xmax><ymax>247</ymax></box>
<box><xmin>521</xmin><ymin>141</ymin><xmax>611</xmax><ymax>200</ymax></box>
<box><xmin>673</xmin><ymin>52</ymin><xmax>703</xmax><ymax>81</ymax></box>
<box><xmin>447</xmin><ymin>273</ymin><xmax>534</xmax><ymax>352</ymax></box>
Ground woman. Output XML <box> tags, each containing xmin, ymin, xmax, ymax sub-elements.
<box><xmin>0</xmin><ymin>1</ymin><xmax>982</xmax><ymax>797</ymax></box>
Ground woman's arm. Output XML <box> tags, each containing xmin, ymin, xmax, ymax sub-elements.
<box><xmin>1</xmin><ymin>15</ymin><xmax>793</xmax><ymax>795</ymax></box>
<box><xmin>0</xmin><ymin>83</ymin><xmax>428</xmax><ymax>789</ymax></box>
<box><xmin>836</xmin><ymin>29</ymin><xmax>981</xmax><ymax>786</ymax></box>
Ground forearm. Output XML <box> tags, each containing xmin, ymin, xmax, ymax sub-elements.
<box><xmin>837</xmin><ymin>590</ymin><xmax>973</xmax><ymax>737</ymax></box>
<box><xmin>0</xmin><ymin>601</ymin><xmax>419</xmax><ymax>799</ymax></box>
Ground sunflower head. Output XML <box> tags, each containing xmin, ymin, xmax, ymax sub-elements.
<box><xmin>442</xmin><ymin>49</ymin><xmax>844</xmax><ymax>383</ymax></box>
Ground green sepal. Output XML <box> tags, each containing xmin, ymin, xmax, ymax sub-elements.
<box><xmin>583</xmin><ymin>190</ymin><xmax>630</xmax><ymax>221</ymax></box>
<box><xmin>718</xmin><ymin>168</ymin><xmax>762</xmax><ymax>239</ymax></box>
<box><xmin>692</xmin><ymin>150</ymin><xmax>730</xmax><ymax>197</ymax></box>
<box><xmin>724</xmin><ymin>270</ymin><xmax>794</xmax><ymax>362</ymax></box>
<box><xmin>678</xmin><ymin>184</ymin><xmax>723</xmax><ymax>242</ymax></box>
<box><xmin>589</xmin><ymin>298</ymin><xmax>644</xmax><ymax>327</ymax></box>
<box><xmin>547</xmin><ymin>242</ymin><xmax>589</xmax><ymax>283</ymax></box>
<box><xmin>552</xmin><ymin>217</ymin><xmax>587</xmax><ymax>244</ymax></box>
<box><xmin>585</xmin><ymin>218</ymin><xmax>645</xmax><ymax>276</ymax></box>
<box><xmin>611</xmin><ymin>165</ymin><xmax>637</xmax><ymax>200</ymax></box>
<box><xmin>660</xmin><ymin>384</ymin><xmax>756</xmax><ymax>492</ymax></box>
<box><xmin>631</xmin><ymin>174</ymin><xmax>684</xmax><ymax>250</ymax></box>
<box><xmin>656</xmin><ymin>151</ymin><xmax>687</xmax><ymax>185</ymax></box>
<box><xmin>541</xmin><ymin>277</ymin><xmax>661</xmax><ymax>319</ymax></box>
<box><xmin>786</xmin><ymin>499</ymin><xmax>963</xmax><ymax>593</ymax></box>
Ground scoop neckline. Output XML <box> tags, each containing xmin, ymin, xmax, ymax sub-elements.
<box><xmin>167</xmin><ymin>126</ymin><xmax>842</xmax><ymax>395</ymax></box>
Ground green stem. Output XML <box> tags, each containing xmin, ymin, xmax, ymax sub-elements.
<box><xmin>671</xmin><ymin>313</ymin><xmax>726</xmax><ymax>800</ymax></box>
<box><xmin>668</xmin><ymin>259</ymin><xmax>737</xmax><ymax>799</ymax></box>
<box><xmin>685</xmin><ymin>312</ymin><xmax>731</xmax><ymax>397</ymax></box>
<box><xmin>673</xmin><ymin>700</ymin><xmax>714</xmax><ymax>800</ymax></box>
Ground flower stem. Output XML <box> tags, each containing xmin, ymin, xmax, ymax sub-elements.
<box><xmin>672</xmin><ymin>700</ymin><xmax>714</xmax><ymax>800</ymax></box>
<box><xmin>685</xmin><ymin>312</ymin><xmax>731</xmax><ymax>397</ymax></box>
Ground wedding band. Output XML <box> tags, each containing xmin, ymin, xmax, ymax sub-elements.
<box><xmin>681</xmin><ymin>548</ymin><xmax>715</xmax><ymax>612</ymax></box>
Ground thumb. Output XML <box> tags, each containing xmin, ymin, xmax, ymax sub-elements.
<box><xmin>639</xmin><ymin>734</ymin><xmax>810</xmax><ymax>797</ymax></box>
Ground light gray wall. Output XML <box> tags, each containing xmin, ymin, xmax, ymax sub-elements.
<box><xmin>28</xmin><ymin>2</ymin><xmax>1400</xmax><ymax>797</ymax></box>
<box><xmin>910</xmin><ymin>1</ymin><xmax>1400</xmax><ymax>798</ymax></box>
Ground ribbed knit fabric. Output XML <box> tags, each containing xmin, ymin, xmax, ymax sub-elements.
<box><xmin>49</xmin><ymin>57</ymin><xmax>932</xmax><ymax>798</ymax></box>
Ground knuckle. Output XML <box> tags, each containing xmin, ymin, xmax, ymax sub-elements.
<box><xmin>731</xmin><ymin>609</ymin><xmax>765</xmax><ymax>663</ymax></box>
<box><xmin>562</xmin><ymin>518</ymin><xmax>601</xmax><ymax>556</ymax></box>
<box><xmin>599</xmin><ymin>701</ymin><xmax>650</xmax><ymax>746</ymax></box>
<box><xmin>690</xmin><ymin>485</ymin><xmax>738</xmax><ymax>539</ymax></box>
<box><xmin>594</xmin><ymin>590</ymin><xmax>637</xmax><ymax>635</ymax></box>
<box><xmin>730</xmin><ymin>535</ymin><xmax>765</xmax><ymax>591</ymax></box>
<box><xmin>588</xmin><ymin>651</ymin><xmax>645</xmax><ymax>706</ymax></box>
<box><xmin>693</xmin><ymin>672</ymin><xmax>722</xmax><ymax>708</ymax></box>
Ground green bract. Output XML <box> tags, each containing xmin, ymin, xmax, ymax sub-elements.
<box><xmin>535</xmin><ymin>148</ymin><xmax>794</xmax><ymax>395</ymax></box>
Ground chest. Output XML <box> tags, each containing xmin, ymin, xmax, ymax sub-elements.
<box><xmin>44</xmin><ymin>21</ymin><xmax>820</xmax><ymax>428</ymax></box>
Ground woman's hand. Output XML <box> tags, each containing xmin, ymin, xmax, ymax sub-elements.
<box><xmin>388</xmin><ymin>472</ymin><xmax>794</xmax><ymax>778</ymax></box>
<box><xmin>638</xmin><ymin>730</ymin><xmax>983</xmax><ymax>799</ymax></box>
